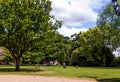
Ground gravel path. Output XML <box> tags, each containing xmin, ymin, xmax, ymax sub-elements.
<box><xmin>0</xmin><ymin>75</ymin><xmax>97</xmax><ymax>82</ymax></box>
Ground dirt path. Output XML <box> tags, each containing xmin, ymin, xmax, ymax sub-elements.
<box><xmin>0</xmin><ymin>75</ymin><xmax>97</xmax><ymax>82</ymax></box>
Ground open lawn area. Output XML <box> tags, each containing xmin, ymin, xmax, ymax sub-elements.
<box><xmin>0</xmin><ymin>65</ymin><xmax>120</xmax><ymax>82</ymax></box>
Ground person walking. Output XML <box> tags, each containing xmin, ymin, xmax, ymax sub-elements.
<box><xmin>63</xmin><ymin>62</ymin><xmax>66</xmax><ymax>69</ymax></box>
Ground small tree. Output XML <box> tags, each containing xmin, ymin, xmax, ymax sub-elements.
<box><xmin>0</xmin><ymin>0</ymin><xmax>60</xmax><ymax>71</ymax></box>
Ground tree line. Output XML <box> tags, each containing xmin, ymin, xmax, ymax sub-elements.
<box><xmin>0</xmin><ymin>0</ymin><xmax>120</xmax><ymax>71</ymax></box>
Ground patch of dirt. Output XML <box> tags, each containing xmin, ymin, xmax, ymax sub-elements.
<box><xmin>0</xmin><ymin>75</ymin><xmax>97</xmax><ymax>82</ymax></box>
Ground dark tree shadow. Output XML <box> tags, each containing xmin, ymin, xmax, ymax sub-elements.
<box><xmin>97</xmin><ymin>78</ymin><xmax>120</xmax><ymax>82</ymax></box>
<box><xmin>77</xmin><ymin>76</ymin><xmax>120</xmax><ymax>82</ymax></box>
<box><xmin>0</xmin><ymin>68</ymin><xmax>44</xmax><ymax>72</ymax></box>
<box><xmin>77</xmin><ymin>76</ymin><xmax>98</xmax><ymax>79</ymax></box>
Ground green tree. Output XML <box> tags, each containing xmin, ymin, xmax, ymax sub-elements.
<box><xmin>43</xmin><ymin>32</ymin><xmax>71</xmax><ymax>64</ymax></box>
<box><xmin>0</xmin><ymin>47</ymin><xmax>12</xmax><ymax>65</ymax></box>
<box><xmin>70</xmin><ymin>2</ymin><xmax>120</xmax><ymax>66</ymax></box>
<box><xmin>97</xmin><ymin>1</ymin><xmax>120</xmax><ymax>62</ymax></box>
<box><xmin>71</xmin><ymin>25</ymin><xmax>116</xmax><ymax>66</ymax></box>
<box><xmin>97</xmin><ymin>2</ymin><xmax>120</xmax><ymax>47</ymax></box>
<box><xmin>0</xmin><ymin>0</ymin><xmax>60</xmax><ymax>71</ymax></box>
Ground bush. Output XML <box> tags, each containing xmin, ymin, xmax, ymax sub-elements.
<box><xmin>112</xmin><ymin>57</ymin><xmax>120</xmax><ymax>67</ymax></box>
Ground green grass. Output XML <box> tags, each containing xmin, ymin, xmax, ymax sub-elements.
<box><xmin>0</xmin><ymin>65</ymin><xmax>120</xmax><ymax>82</ymax></box>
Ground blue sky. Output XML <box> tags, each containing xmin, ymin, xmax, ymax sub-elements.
<box><xmin>50</xmin><ymin>0</ymin><xmax>111</xmax><ymax>37</ymax></box>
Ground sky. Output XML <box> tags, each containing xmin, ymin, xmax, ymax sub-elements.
<box><xmin>50</xmin><ymin>0</ymin><xmax>111</xmax><ymax>37</ymax></box>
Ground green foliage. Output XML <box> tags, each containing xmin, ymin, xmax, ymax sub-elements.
<box><xmin>70</xmin><ymin>24</ymin><xmax>117</xmax><ymax>66</ymax></box>
<box><xmin>0</xmin><ymin>0</ymin><xmax>60</xmax><ymax>71</ymax></box>
<box><xmin>20</xmin><ymin>31</ymin><xmax>71</xmax><ymax>65</ymax></box>
<box><xmin>21</xmin><ymin>51</ymin><xmax>45</xmax><ymax>64</ymax></box>
<box><xmin>0</xmin><ymin>47</ymin><xmax>13</xmax><ymax>64</ymax></box>
<box><xmin>0</xmin><ymin>0</ymin><xmax>119</xmax><ymax>68</ymax></box>
<box><xmin>69</xmin><ymin>3</ymin><xmax>120</xmax><ymax>66</ymax></box>
<box><xmin>113</xmin><ymin>57</ymin><xmax>120</xmax><ymax>67</ymax></box>
<box><xmin>97</xmin><ymin>3</ymin><xmax>116</xmax><ymax>27</ymax></box>
<box><xmin>41</xmin><ymin>32</ymin><xmax>71</xmax><ymax>63</ymax></box>
<box><xmin>97</xmin><ymin>2</ymin><xmax>120</xmax><ymax>47</ymax></box>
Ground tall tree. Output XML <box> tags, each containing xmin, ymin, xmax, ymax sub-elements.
<box><xmin>71</xmin><ymin>25</ymin><xmax>116</xmax><ymax>66</ymax></box>
<box><xmin>97</xmin><ymin>2</ymin><xmax>120</xmax><ymax>53</ymax></box>
<box><xmin>43</xmin><ymin>32</ymin><xmax>71</xmax><ymax>64</ymax></box>
<box><xmin>0</xmin><ymin>0</ymin><xmax>60</xmax><ymax>71</ymax></box>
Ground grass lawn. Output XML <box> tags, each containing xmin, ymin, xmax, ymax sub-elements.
<box><xmin>0</xmin><ymin>65</ymin><xmax>120</xmax><ymax>82</ymax></box>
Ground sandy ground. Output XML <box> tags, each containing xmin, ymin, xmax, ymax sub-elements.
<box><xmin>0</xmin><ymin>75</ymin><xmax>97</xmax><ymax>82</ymax></box>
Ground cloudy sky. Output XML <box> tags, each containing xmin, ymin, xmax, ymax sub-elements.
<box><xmin>50</xmin><ymin>0</ymin><xmax>111</xmax><ymax>37</ymax></box>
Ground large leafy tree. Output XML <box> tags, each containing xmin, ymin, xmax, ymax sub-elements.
<box><xmin>97</xmin><ymin>2</ymin><xmax>120</xmax><ymax>54</ymax></box>
<box><xmin>70</xmin><ymin>2</ymin><xmax>120</xmax><ymax>66</ymax></box>
<box><xmin>42</xmin><ymin>32</ymin><xmax>71</xmax><ymax>64</ymax></box>
<box><xmin>0</xmin><ymin>0</ymin><xmax>60</xmax><ymax>71</ymax></box>
<box><xmin>21</xmin><ymin>32</ymin><xmax>70</xmax><ymax>65</ymax></box>
<box><xmin>71</xmin><ymin>24</ymin><xmax>117</xmax><ymax>66</ymax></box>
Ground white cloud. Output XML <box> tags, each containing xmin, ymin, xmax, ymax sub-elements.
<box><xmin>57</xmin><ymin>26</ymin><xmax>88</xmax><ymax>37</ymax></box>
<box><xmin>50</xmin><ymin>0</ymin><xmax>110</xmax><ymax>37</ymax></box>
<box><xmin>50</xmin><ymin>0</ymin><xmax>98</xmax><ymax>26</ymax></box>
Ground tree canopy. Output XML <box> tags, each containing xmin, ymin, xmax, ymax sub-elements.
<box><xmin>0</xmin><ymin>0</ymin><xmax>61</xmax><ymax>71</ymax></box>
<box><xmin>0</xmin><ymin>0</ymin><xmax>119</xmax><ymax>68</ymax></box>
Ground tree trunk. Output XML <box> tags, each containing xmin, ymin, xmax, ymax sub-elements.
<box><xmin>15</xmin><ymin>58</ymin><xmax>20</xmax><ymax>71</ymax></box>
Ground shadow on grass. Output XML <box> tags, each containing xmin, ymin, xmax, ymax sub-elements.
<box><xmin>0</xmin><ymin>68</ymin><xmax>44</xmax><ymax>72</ymax></box>
<box><xmin>78</xmin><ymin>76</ymin><xmax>120</xmax><ymax>82</ymax></box>
<box><xmin>97</xmin><ymin>78</ymin><xmax>120</xmax><ymax>82</ymax></box>
<box><xmin>77</xmin><ymin>76</ymin><xmax>98</xmax><ymax>79</ymax></box>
